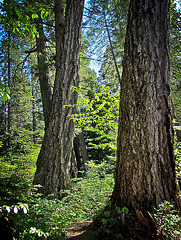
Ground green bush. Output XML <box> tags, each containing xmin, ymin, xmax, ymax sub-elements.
<box><xmin>175</xmin><ymin>142</ymin><xmax>181</xmax><ymax>191</ymax></box>
<box><xmin>154</xmin><ymin>201</ymin><xmax>181</xmax><ymax>239</ymax></box>
<box><xmin>0</xmin><ymin>162</ymin><xmax>114</xmax><ymax>239</ymax></box>
<box><xmin>0</xmin><ymin>142</ymin><xmax>40</xmax><ymax>206</ymax></box>
<box><xmin>153</xmin><ymin>137</ymin><xmax>181</xmax><ymax>239</ymax></box>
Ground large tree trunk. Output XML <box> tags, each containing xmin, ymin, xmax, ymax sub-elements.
<box><xmin>112</xmin><ymin>0</ymin><xmax>177</xmax><ymax>211</ymax></box>
<box><xmin>33</xmin><ymin>0</ymin><xmax>84</xmax><ymax>198</ymax></box>
<box><xmin>36</xmin><ymin>21</ymin><xmax>52</xmax><ymax>131</ymax></box>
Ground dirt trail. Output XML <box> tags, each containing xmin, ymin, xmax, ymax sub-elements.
<box><xmin>66</xmin><ymin>221</ymin><xmax>99</xmax><ymax>240</ymax></box>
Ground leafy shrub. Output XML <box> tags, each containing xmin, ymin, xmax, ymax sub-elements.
<box><xmin>0</xmin><ymin>162</ymin><xmax>114</xmax><ymax>239</ymax></box>
<box><xmin>154</xmin><ymin>201</ymin><xmax>181</xmax><ymax>239</ymax></box>
<box><xmin>0</xmin><ymin>142</ymin><xmax>40</xmax><ymax>206</ymax></box>
<box><xmin>0</xmin><ymin>175</ymin><xmax>31</xmax><ymax>206</ymax></box>
<box><xmin>0</xmin><ymin>203</ymin><xmax>29</xmax><ymax>239</ymax></box>
<box><xmin>153</xmin><ymin>137</ymin><xmax>181</xmax><ymax>239</ymax></box>
<box><xmin>61</xmin><ymin>161</ymin><xmax>114</xmax><ymax>222</ymax></box>
<box><xmin>72</xmin><ymin>86</ymin><xmax>119</xmax><ymax>163</ymax></box>
<box><xmin>175</xmin><ymin>142</ymin><xmax>181</xmax><ymax>191</ymax></box>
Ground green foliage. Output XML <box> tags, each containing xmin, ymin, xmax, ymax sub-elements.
<box><xmin>76</xmin><ymin>87</ymin><xmax>119</xmax><ymax>134</ymax></box>
<box><xmin>0</xmin><ymin>175</ymin><xmax>31</xmax><ymax>206</ymax></box>
<box><xmin>0</xmin><ymin>162</ymin><xmax>114</xmax><ymax>239</ymax></box>
<box><xmin>115</xmin><ymin>206</ymin><xmax>129</xmax><ymax>215</ymax></box>
<box><xmin>174</xmin><ymin>141</ymin><xmax>181</xmax><ymax>191</ymax></box>
<box><xmin>0</xmin><ymin>84</ymin><xmax>10</xmax><ymax>101</ymax></box>
<box><xmin>72</xmin><ymin>86</ymin><xmax>119</xmax><ymax>163</ymax></box>
<box><xmin>0</xmin><ymin>1</ymin><xmax>180</xmax><ymax>239</ymax></box>
<box><xmin>153</xmin><ymin>139</ymin><xmax>181</xmax><ymax>239</ymax></box>
<box><xmin>20</xmin><ymin>190</ymin><xmax>66</xmax><ymax>239</ymax></box>
<box><xmin>170</xmin><ymin>2</ymin><xmax>181</xmax><ymax>123</ymax></box>
<box><xmin>99</xmin><ymin>205</ymin><xmax>129</xmax><ymax>236</ymax></box>
<box><xmin>0</xmin><ymin>0</ymin><xmax>52</xmax><ymax>39</ymax></box>
<box><xmin>101</xmin><ymin>206</ymin><xmax>128</xmax><ymax>227</ymax></box>
<box><xmin>154</xmin><ymin>201</ymin><xmax>181</xmax><ymax>239</ymax></box>
<box><xmin>85</xmin><ymin>0</ymin><xmax>128</xmax><ymax>61</ymax></box>
<box><xmin>60</xmin><ymin>161</ymin><xmax>114</xmax><ymax>222</ymax></box>
<box><xmin>0</xmin><ymin>135</ymin><xmax>40</xmax><ymax>206</ymax></box>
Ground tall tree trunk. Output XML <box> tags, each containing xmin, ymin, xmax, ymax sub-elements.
<box><xmin>112</xmin><ymin>0</ymin><xmax>178</xmax><ymax>211</ymax></box>
<box><xmin>103</xmin><ymin>14</ymin><xmax>121</xmax><ymax>84</ymax></box>
<box><xmin>32</xmin><ymin>82</ymin><xmax>37</xmax><ymax>144</ymax></box>
<box><xmin>36</xmin><ymin>21</ymin><xmax>52</xmax><ymax>131</ymax></box>
<box><xmin>33</xmin><ymin>0</ymin><xmax>85</xmax><ymax>198</ymax></box>
<box><xmin>7</xmin><ymin>31</ymin><xmax>11</xmax><ymax>148</ymax></box>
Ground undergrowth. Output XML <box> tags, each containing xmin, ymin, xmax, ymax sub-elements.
<box><xmin>154</xmin><ymin>201</ymin><xmax>181</xmax><ymax>239</ymax></box>
<box><xmin>0</xmin><ymin>161</ymin><xmax>114</xmax><ymax>239</ymax></box>
<box><xmin>0</xmin><ymin>139</ymin><xmax>181</xmax><ymax>239</ymax></box>
<box><xmin>153</xmin><ymin>142</ymin><xmax>181</xmax><ymax>239</ymax></box>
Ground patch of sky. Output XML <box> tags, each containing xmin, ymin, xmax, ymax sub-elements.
<box><xmin>83</xmin><ymin>0</ymin><xmax>104</xmax><ymax>76</ymax></box>
<box><xmin>175</xmin><ymin>0</ymin><xmax>181</xmax><ymax>9</ymax></box>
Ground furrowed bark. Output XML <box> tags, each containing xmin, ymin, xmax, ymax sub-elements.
<box><xmin>33</xmin><ymin>0</ymin><xmax>85</xmax><ymax>197</ymax></box>
<box><xmin>36</xmin><ymin>21</ymin><xmax>52</xmax><ymax>131</ymax></box>
<box><xmin>112</xmin><ymin>0</ymin><xmax>177</xmax><ymax>211</ymax></box>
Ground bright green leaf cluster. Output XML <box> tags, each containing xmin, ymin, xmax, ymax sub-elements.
<box><xmin>71</xmin><ymin>86</ymin><xmax>119</xmax><ymax>152</ymax></box>
<box><xmin>0</xmin><ymin>84</ymin><xmax>10</xmax><ymax>101</ymax></box>
<box><xmin>0</xmin><ymin>1</ymin><xmax>52</xmax><ymax>39</ymax></box>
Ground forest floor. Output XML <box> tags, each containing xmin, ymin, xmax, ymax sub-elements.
<box><xmin>66</xmin><ymin>220</ymin><xmax>98</xmax><ymax>240</ymax></box>
<box><xmin>66</xmin><ymin>216</ymin><xmax>159</xmax><ymax>240</ymax></box>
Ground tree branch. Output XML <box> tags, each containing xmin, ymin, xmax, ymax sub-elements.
<box><xmin>24</xmin><ymin>46</ymin><xmax>37</xmax><ymax>54</ymax></box>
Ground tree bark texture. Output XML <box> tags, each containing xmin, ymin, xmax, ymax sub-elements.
<box><xmin>36</xmin><ymin>22</ymin><xmax>52</xmax><ymax>131</ymax></box>
<box><xmin>112</xmin><ymin>0</ymin><xmax>177</xmax><ymax>211</ymax></box>
<box><xmin>73</xmin><ymin>132</ymin><xmax>88</xmax><ymax>174</ymax></box>
<box><xmin>33</xmin><ymin>0</ymin><xmax>85</xmax><ymax>197</ymax></box>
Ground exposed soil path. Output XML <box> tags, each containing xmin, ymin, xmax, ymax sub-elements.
<box><xmin>66</xmin><ymin>221</ymin><xmax>99</xmax><ymax>240</ymax></box>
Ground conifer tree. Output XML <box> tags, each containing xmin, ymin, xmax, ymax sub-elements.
<box><xmin>112</xmin><ymin>0</ymin><xmax>179</xmax><ymax>216</ymax></box>
<box><xmin>33</xmin><ymin>0</ymin><xmax>85</xmax><ymax>197</ymax></box>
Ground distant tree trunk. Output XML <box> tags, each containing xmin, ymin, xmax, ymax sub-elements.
<box><xmin>103</xmin><ymin>13</ymin><xmax>121</xmax><ymax>84</ymax></box>
<box><xmin>7</xmin><ymin>31</ymin><xmax>11</xmax><ymax>148</ymax></box>
<box><xmin>32</xmin><ymin>83</ymin><xmax>37</xmax><ymax>144</ymax></box>
<box><xmin>112</xmin><ymin>0</ymin><xmax>178</xmax><ymax>211</ymax></box>
<box><xmin>73</xmin><ymin>131</ymin><xmax>88</xmax><ymax>174</ymax></box>
<box><xmin>70</xmin><ymin>148</ymin><xmax>78</xmax><ymax>178</ymax></box>
<box><xmin>79</xmin><ymin>132</ymin><xmax>88</xmax><ymax>168</ymax></box>
<box><xmin>33</xmin><ymin>0</ymin><xmax>85</xmax><ymax>198</ymax></box>
<box><xmin>36</xmin><ymin>21</ymin><xmax>52</xmax><ymax>131</ymax></box>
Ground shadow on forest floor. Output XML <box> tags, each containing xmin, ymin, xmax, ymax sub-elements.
<box><xmin>66</xmin><ymin>221</ymin><xmax>98</xmax><ymax>240</ymax></box>
<box><xmin>66</xmin><ymin>215</ymin><xmax>162</xmax><ymax>240</ymax></box>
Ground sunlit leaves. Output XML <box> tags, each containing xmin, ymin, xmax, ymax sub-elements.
<box><xmin>0</xmin><ymin>203</ymin><xmax>29</xmax><ymax>215</ymax></box>
<box><xmin>0</xmin><ymin>0</ymin><xmax>52</xmax><ymax>39</ymax></box>
<box><xmin>13</xmin><ymin>206</ymin><xmax>18</xmax><ymax>213</ymax></box>
<box><xmin>31</xmin><ymin>13</ymin><xmax>38</xmax><ymax>19</ymax></box>
<box><xmin>76</xmin><ymin>86</ymin><xmax>119</xmax><ymax>129</ymax></box>
<box><xmin>15</xmin><ymin>7</ymin><xmax>22</xmax><ymax>19</ymax></box>
<box><xmin>71</xmin><ymin>86</ymin><xmax>119</xmax><ymax>151</ymax></box>
<box><xmin>0</xmin><ymin>84</ymin><xmax>10</xmax><ymax>101</ymax></box>
<box><xmin>5</xmin><ymin>205</ymin><xmax>11</xmax><ymax>213</ymax></box>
